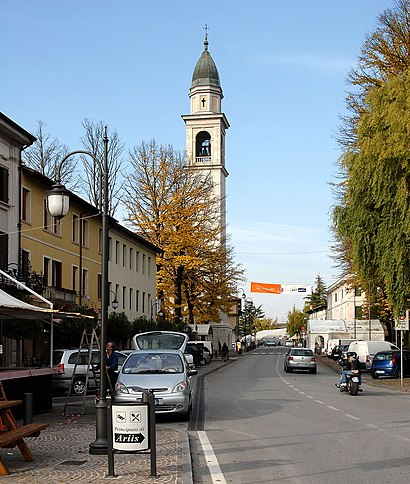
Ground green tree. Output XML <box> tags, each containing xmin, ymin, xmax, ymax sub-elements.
<box><xmin>304</xmin><ymin>275</ymin><xmax>327</xmax><ymax>312</ymax></box>
<box><xmin>286</xmin><ymin>305</ymin><xmax>306</xmax><ymax>337</ymax></box>
<box><xmin>333</xmin><ymin>70</ymin><xmax>410</xmax><ymax>314</ymax></box>
<box><xmin>253</xmin><ymin>317</ymin><xmax>278</xmax><ymax>332</ymax></box>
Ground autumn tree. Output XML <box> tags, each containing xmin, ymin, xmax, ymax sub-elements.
<box><xmin>123</xmin><ymin>140</ymin><xmax>243</xmax><ymax>324</ymax></box>
<box><xmin>80</xmin><ymin>119</ymin><xmax>125</xmax><ymax>217</ymax></box>
<box><xmin>253</xmin><ymin>317</ymin><xmax>278</xmax><ymax>332</ymax></box>
<box><xmin>21</xmin><ymin>121</ymin><xmax>79</xmax><ymax>189</ymax></box>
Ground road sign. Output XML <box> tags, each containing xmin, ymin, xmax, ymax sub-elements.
<box><xmin>112</xmin><ymin>403</ymin><xmax>149</xmax><ymax>451</ymax></box>
<box><xmin>395</xmin><ymin>310</ymin><xmax>409</xmax><ymax>331</ymax></box>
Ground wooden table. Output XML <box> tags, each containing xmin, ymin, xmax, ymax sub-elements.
<box><xmin>0</xmin><ymin>399</ymin><xmax>48</xmax><ymax>475</ymax></box>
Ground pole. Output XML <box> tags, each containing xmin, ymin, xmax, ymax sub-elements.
<box><xmin>401</xmin><ymin>329</ymin><xmax>404</xmax><ymax>387</ymax></box>
<box><xmin>90</xmin><ymin>128</ymin><xmax>109</xmax><ymax>454</ymax></box>
<box><xmin>368</xmin><ymin>284</ymin><xmax>371</xmax><ymax>341</ymax></box>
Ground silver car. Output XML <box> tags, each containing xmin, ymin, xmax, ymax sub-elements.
<box><xmin>115</xmin><ymin>349</ymin><xmax>197</xmax><ymax>418</ymax></box>
<box><xmin>284</xmin><ymin>348</ymin><xmax>317</xmax><ymax>374</ymax></box>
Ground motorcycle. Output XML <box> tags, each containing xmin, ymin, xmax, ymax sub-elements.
<box><xmin>338</xmin><ymin>372</ymin><xmax>362</xmax><ymax>396</ymax></box>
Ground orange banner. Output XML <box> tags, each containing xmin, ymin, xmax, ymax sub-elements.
<box><xmin>250</xmin><ymin>282</ymin><xmax>282</xmax><ymax>294</ymax></box>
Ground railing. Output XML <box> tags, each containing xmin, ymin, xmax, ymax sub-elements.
<box><xmin>195</xmin><ymin>156</ymin><xmax>211</xmax><ymax>163</ymax></box>
<box><xmin>43</xmin><ymin>286</ymin><xmax>77</xmax><ymax>303</ymax></box>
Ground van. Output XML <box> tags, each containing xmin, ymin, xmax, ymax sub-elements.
<box><xmin>188</xmin><ymin>340</ymin><xmax>213</xmax><ymax>358</ymax></box>
<box><xmin>347</xmin><ymin>340</ymin><xmax>399</xmax><ymax>369</ymax></box>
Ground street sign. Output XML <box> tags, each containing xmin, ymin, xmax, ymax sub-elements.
<box><xmin>395</xmin><ymin>310</ymin><xmax>409</xmax><ymax>331</ymax></box>
<box><xmin>112</xmin><ymin>403</ymin><xmax>149</xmax><ymax>451</ymax></box>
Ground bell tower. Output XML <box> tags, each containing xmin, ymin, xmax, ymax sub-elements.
<box><xmin>182</xmin><ymin>32</ymin><xmax>229</xmax><ymax>240</ymax></box>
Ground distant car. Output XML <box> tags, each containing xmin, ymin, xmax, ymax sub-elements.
<box><xmin>52</xmin><ymin>348</ymin><xmax>128</xmax><ymax>395</ymax></box>
<box><xmin>285</xmin><ymin>340</ymin><xmax>293</xmax><ymax>347</ymax></box>
<box><xmin>284</xmin><ymin>348</ymin><xmax>317</xmax><ymax>374</ymax></box>
<box><xmin>264</xmin><ymin>339</ymin><xmax>277</xmax><ymax>347</ymax></box>
<box><xmin>369</xmin><ymin>350</ymin><xmax>410</xmax><ymax>379</ymax></box>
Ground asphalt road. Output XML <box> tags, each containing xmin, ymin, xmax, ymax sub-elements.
<box><xmin>189</xmin><ymin>346</ymin><xmax>410</xmax><ymax>484</ymax></box>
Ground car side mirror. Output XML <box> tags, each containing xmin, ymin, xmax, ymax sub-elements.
<box><xmin>189</xmin><ymin>369</ymin><xmax>198</xmax><ymax>377</ymax></box>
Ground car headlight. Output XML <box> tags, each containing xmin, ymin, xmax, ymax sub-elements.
<box><xmin>115</xmin><ymin>381</ymin><xmax>129</xmax><ymax>394</ymax></box>
<box><xmin>173</xmin><ymin>380</ymin><xmax>188</xmax><ymax>393</ymax></box>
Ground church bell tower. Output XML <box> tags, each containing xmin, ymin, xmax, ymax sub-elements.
<box><xmin>182</xmin><ymin>33</ymin><xmax>229</xmax><ymax>240</ymax></box>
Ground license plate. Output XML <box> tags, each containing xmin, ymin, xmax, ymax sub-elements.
<box><xmin>298</xmin><ymin>363</ymin><xmax>308</xmax><ymax>367</ymax></box>
<box><xmin>375</xmin><ymin>370</ymin><xmax>385</xmax><ymax>374</ymax></box>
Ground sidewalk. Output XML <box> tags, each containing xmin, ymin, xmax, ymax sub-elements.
<box><xmin>1</xmin><ymin>395</ymin><xmax>192</xmax><ymax>483</ymax></box>
<box><xmin>0</xmin><ymin>356</ymin><xmax>234</xmax><ymax>483</ymax></box>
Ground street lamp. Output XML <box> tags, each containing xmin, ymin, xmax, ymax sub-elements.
<box><xmin>110</xmin><ymin>291</ymin><xmax>119</xmax><ymax>311</ymax></box>
<box><xmin>46</xmin><ymin>129</ymin><xmax>110</xmax><ymax>455</ymax></box>
<box><xmin>237</xmin><ymin>289</ymin><xmax>246</xmax><ymax>349</ymax></box>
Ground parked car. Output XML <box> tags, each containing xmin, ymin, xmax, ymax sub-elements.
<box><xmin>285</xmin><ymin>340</ymin><xmax>293</xmax><ymax>347</ymax></box>
<box><xmin>331</xmin><ymin>344</ymin><xmax>350</xmax><ymax>361</ymax></box>
<box><xmin>284</xmin><ymin>348</ymin><xmax>317</xmax><ymax>374</ymax></box>
<box><xmin>187</xmin><ymin>342</ymin><xmax>211</xmax><ymax>364</ymax></box>
<box><xmin>116</xmin><ymin>331</ymin><xmax>197</xmax><ymax>418</ymax></box>
<box><xmin>347</xmin><ymin>340</ymin><xmax>399</xmax><ymax>369</ymax></box>
<box><xmin>185</xmin><ymin>343</ymin><xmax>206</xmax><ymax>367</ymax></box>
<box><xmin>369</xmin><ymin>350</ymin><xmax>410</xmax><ymax>379</ymax></box>
<box><xmin>187</xmin><ymin>340</ymin><xmax>213</xmax><ymax>359</ymax></box>
<box><xmin>52</xmin><ymin>348</ymin><xmax>128</xmax><ymax>395</ymax></box>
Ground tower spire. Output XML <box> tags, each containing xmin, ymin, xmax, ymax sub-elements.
<box><xmin>204</xmin><ymin>24</ymin><xmax>209</xmax><ymax>51</ymax></box>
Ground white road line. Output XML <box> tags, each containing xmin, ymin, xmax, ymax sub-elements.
<box><xmin>344</xmin><ymin>414</ymin><xmax>360</xmax><ymax>420</ymax></box>
<box><xmin>299</xmin><ymin>391</ymin><xmax>306</xmax><ymax>395</ymax></box>
<box><xmin>366</xmin><ymin>423</ymin><xmax>378</xmax><ymax>429</ymax></box>
<box><xmin>305</xmin><ymin>395</ymin><xmax>314</xmax><ymax>399</ymax></box>
<box><xmin>326</xmin><ymin>405</ymin><xmax>340</xmax><ymax>411</ymax></box>
<box><xmin>197</xmin><ymin>431</ymin><xmax>227</xmax><ymax>484</ymax></box>
<box><xmin>315</xmin><ymin>400</ymin><xmax>325</xmax><ymax>404</ymax></box>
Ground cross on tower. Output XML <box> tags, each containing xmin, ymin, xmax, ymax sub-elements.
<box><xmin>201</xmin><ymin>98</ymin><xmax>206</xmax><ymax>107</ymax></box>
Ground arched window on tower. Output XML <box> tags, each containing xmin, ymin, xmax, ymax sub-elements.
<box><xmin>196</xmin><ymin>131</ymin><xmax>211</xmax><ymax>161</ymax></box>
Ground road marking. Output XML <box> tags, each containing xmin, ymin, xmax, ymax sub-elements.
<box><xmin>298</xmin><ymin>391</ymin><xmax>306</xmax><ymax>395</ymax></box>
<box><xmin>326</xmin><ymin>405</ymin><xmax>340</xmax><ymax>411</ymax></box>
<box><xmin>344</xmin><ymin>414</ymin><xmax>360</xmax><ymax>420</ymax></box>
<box><xmin>315</xmin><ymin>400</ymin><xmax>325</xmax><ymax>404</ymax></box>
<box><xmin>197</xmin><ymin>431</ymin><xmax>227</xmax><ymax>484</ymax></box>
<box><xmin>305</xmin><ymin>395</ymin><xmax>314</xmax><ymax>399</ymax></box>
<box><xmin>366</xmin><ymin>423</ymin><xmax>378</xmax><ymax>429</ymax></box>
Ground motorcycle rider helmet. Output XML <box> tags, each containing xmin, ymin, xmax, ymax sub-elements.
<box><xmin>347</xmin><ymin>351</ymin><xmax>357</xmax><ymax>358</ymax></box>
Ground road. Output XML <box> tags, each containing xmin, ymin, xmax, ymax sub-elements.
<box><xmin>189</xmin><ymin>346</ymin><xmax>410</xmax><ymax>483</ymax></box>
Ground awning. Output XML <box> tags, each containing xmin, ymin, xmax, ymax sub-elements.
<box><xmin>190</xmin><ymin>324</ymin><xmax>212</xmax><ymax>336</ymax></box>
<box><xmin>0</xmin><ymin>288</ymin><xmax>94</xmax><ymax>320</ymax></box>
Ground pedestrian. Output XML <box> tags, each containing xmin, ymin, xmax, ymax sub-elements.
<box><xmin>222</xmin><ymin>343</ymin><xmax>229</xmax><ymax>362</ymax></box>
<box><xmin>106</xmin><ymin>341</ymin><xmax>119</xmax><ymax>393</ymax></box>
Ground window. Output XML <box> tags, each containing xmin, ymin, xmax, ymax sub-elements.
<box><xmin>136</xmin><ymin>290</ymin><xmax>139</xmax><ymax>311</ymax></box>
<box><xmin>81</xmin><ymin>219</ymin><xmax>89</xmax><ymax>247</ymax></box>
<box><xmin>136</xmin><ymin>251</ymin><xmax>139</xmax><ymax>272</ymax></box>
<box><xmin>334</xmin><ymin>293</ymin><xmax>338</xmax><ymax>303</ymax></box>
<box><xmin>129</xmin><ymin>288</ymin><xmax>133</xmax><ymax>310</ymax></box>
<box><xmin>129</xmin><ymin>248</ymin><xmax>133</xmax><ymax>270</ymax></box>
<box><xmin>82</xmin><ymin>268</ymin><xmax>89</xmax><ymax>297</ymax></box>
<box><xmin>0</xmin><ymin>166</ymin><xmax>8</xmax><ymax>203</ymax></box>
<box><xmin>115</xmin><ymin>241</ymin><xmax>120</xmax><ymax>264</ymax></box>
<box><xmin>72</xmin><ymin>214</ymin><xmax>79</xmax><ymax>243</ymax></box>
<box><xmin>72</xmin><ymin>266</ymin><xmax>78</xmax><ymax>292</ymax></box>
<box><xmin>142</xmin><ymin>292</ymin><xmax>145</xmax><ymax>313</ymax></box>
<box><xmin>122</xmin><ymin>286</ymin><xmax>126</xmax><ymax>310</ymax></box>
<box><xmin>21</xmin><ymin>250</ymin><xmax>30</xmax><ymax>277</ymax></box>
<box><xmin>0</xmin><ymin>232</ymin><xmax>8</xmax><ymax>271</ymax></box>
<box><xmin>43</xmin><ymin>257</ymin><xmax>51</xmax><ymax>285</ymax></box>
<box><xmin>22</xmin><ymin>188</ymin><xmax>31</xmax><ymax>222</ymax></box>
<box><xmin>123</xmin><ymin>244</ymin><xmax>127</xmax><ymax>267</ymax></box>
<box><xmin>52</xmin><ymin>260</ymin><xmax>62</xmax><ymax>288</ymax></box>
<box><xmin>148</xmin><ymin>256</ymin><xmax>151</xmax><ymax>276</ymax></box>
<box><xmin>142</xmin><ymin>254</ymin><xmax>146</xmax><ymax>274</ymax></box>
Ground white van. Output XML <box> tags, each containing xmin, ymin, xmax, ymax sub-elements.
<box><xmin>347</xmin><ymin>340</ymin><xmax>399</xmax><ymax>369</ymax></box>
<box><xmin>188</xmin><ymin>340</ymin><xmax>213</xmax><ymax>358</ymax></box>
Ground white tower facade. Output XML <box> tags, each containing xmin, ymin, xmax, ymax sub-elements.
<box><xmin>181</xmin><ymin>35</ymin><xmax>229</xmax><ymax>239</ymax></box>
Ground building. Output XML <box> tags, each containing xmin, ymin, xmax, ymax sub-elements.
<box><xmin>182</xmin><ymin>34</ymin><xmax>232</xmax><ymax>346</ymax></box>
<box><xmin>326</xmin><ymin>276</ymin><xmax>365</xmax><ymax>321</ymax></box>
<box><xmin>0</xmin><ymin>113</ymin><xmax>35</xmax><ymax>271</ymax></box>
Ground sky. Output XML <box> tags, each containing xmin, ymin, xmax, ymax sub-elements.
<box><xmin>1</xmin><ymin>0</ymin><xmax>395</xmax><ymax>321</ymax></box>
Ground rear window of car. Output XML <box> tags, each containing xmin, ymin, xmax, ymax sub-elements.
<box><xmin>292</xmin><ymin>349</ymin><xmax>314</xmax><ymax>357</ymax></box>
<box><xmin>53</xmin><ymin>351</ymin><xmax>64</xmax><ymax>366</ymax></box>
<box><xmin>123</xmin><ymin>353</ymin><xmax>183</xmax><ymax>374</ymax></box>
<box><xmin>374</xmin><ymin>352</ymin><xmax>394</xmax><ymax>361</ymax></box>
<box><xmin>135</xmin><ymin>332</ymin><xmax>186</xmax><ymax>350</ymax></box>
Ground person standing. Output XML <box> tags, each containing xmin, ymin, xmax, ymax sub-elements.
<box><xmin>222</xmin><ymin>343</ymin><xmax>229</xmax><ymax>362</ymax></box>
<box><xmin>106</xmin><ymin>341</ymin><xmax>119</xmax><ymax>393</ymax></box>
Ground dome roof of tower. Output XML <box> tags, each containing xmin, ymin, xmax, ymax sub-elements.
<box><xmin>191</xmin><ymin>36</ymin><xmax>221</xmax><ymax>89</ymax></box>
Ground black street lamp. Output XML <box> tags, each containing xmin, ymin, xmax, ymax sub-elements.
<box><xmin>244</xmin><ymin>296</ymin><xmax>253</xmax><ymax>353</ymax></box>
<box><xmin>46</xmin><ymin>129</ymin><xmax>110</xmax><ymax>455</ymax></box>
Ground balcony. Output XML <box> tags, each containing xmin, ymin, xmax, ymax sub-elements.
<box><xmin>43</xmin><ymin>286</ymin><xmax>77</xmax><ymax>304</ymax></box>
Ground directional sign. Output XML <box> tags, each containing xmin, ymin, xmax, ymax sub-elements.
<box><xmin>112</xmin><ymin>403</ymin><xmax>149</xmax><ymax>451</ymax></box>
<box><xmin>395</xmin><ymin>310</ymin><xmax>409</xmax><ymax>331</ymax></box>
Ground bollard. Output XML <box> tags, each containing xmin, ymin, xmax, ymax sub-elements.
<box><xmin>23</xmin><ymin>393</ymin><xmax>33</xmax><ymax>425</ymax></box>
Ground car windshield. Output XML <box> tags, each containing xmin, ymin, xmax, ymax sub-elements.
<box><xmin>292</xmin><ymin>349</ymin><xmax>313</xmax><ymax>357</ymax></box>
<box><xmin>122</xmin><ymin>353</ymin><xmax>184</xmax><ymax>374</ymax></box>
<box><xmin>134</xmin><ymin>332</ymin><xmax>187</xmax><ymax>350</ymax></box>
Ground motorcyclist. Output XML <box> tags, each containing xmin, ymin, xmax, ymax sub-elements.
<box><xmin>336</xmin><ymin>351</ymin><xmax>361</xmax><ymax>388</ymax></box>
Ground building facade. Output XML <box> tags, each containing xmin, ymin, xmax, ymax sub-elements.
<box><xmin>325</xmin><ymin>276</ymin><xmax>365</xmax><ymax>321</ymax></box>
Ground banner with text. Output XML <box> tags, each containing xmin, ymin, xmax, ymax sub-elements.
<box><xmin>251</xmin><ymin>282</ymin><xmax>312</xmax><ymax>295</ymax></box>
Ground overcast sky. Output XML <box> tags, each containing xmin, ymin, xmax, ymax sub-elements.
<box><xmin>1</xmin><ymin>0</ymin><xmax>394</xmax><ymax>320</ymax></box>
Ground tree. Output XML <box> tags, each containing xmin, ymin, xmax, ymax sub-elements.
<box><xmin>286</xmin><ymin>305</ymin><xmax>306</xmax><ymax>337</ymax></box>
<box><xmin>304</xmin><ymin>274</ymin><xmax>327</xmax><ymax>312</ymax></box>
<box><xmin>339</xmin><ymin>0</ymin><xmax>410</xmax><ymax>148</ymax></box>
<box><xmin>123</xmin><ymin>140</ymin><xmax>244</xmax><ymax>324</ymax></box>
<box><xmin>21</xmin><ymin>121</ymin><xmax>79</xmax><ymax>189</ymax></box>
<box><xmin>80</xmin><ymin>119</ymin><xmax>125</xmax><ymax>217</ymax></box>
<box><xmin>253</xmin><ymin>317</ymin><xmax>278</xmax><ymax>332</ymax></box>
<box><xmin>333</xmin><ymin>70</ymin><xmax>410</xmax><ymax>314</ymax></box>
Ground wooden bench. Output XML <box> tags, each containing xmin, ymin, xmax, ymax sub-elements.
<box><xmin>0</xmin><ymin>399</ymin><xmax>48</xmax><ymax>475</ymax></box>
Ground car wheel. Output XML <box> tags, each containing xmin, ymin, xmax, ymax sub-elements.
<box><xmin>72</xmin><ymin>377</ymin><xmax>86</xmax><ymax>395</ymax></box>
<box><xmin>370</xmin><ymin>373</ymin><xmax>379</xmax><ymax>379</ymax></box>
<box><xmin>285</xmin><ymin>367</ymin><xmax>292</xmax><ymax>373</ymax></box>
<box><xmin>310</xmin><ymin>369</ymin><xmax>317</xmax><ymax>374</ymax></box>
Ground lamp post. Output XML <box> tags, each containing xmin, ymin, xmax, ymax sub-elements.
<box><xmin>244</xmin><ymin>297</ymin><xmax>253</xmax><ymax>353</ymax></box>
<box><xmin>237</xmin><ymin>289</ymin><xmax>246</xmax><ymax>352</ymax></box>
<box><xmin>46</xmin><ymin>129</ymin><xmax>110</xmax><ymax>455</ymax></box>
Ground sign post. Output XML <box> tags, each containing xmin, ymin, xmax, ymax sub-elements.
<box><xmin>107</xmin><ymin>392</ymin><xmax>157</xmax><ymax>478</ymax></box>
<box><xmin>394</xmin><ymin>310</ymin><xmax>409</xmax><ymax>387</ymax></box>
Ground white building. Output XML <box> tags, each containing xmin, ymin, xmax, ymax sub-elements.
<box><xmin>326</xmin><ymin>276</ymin><xmax>365</xmax><ymax>320</ymax></box>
